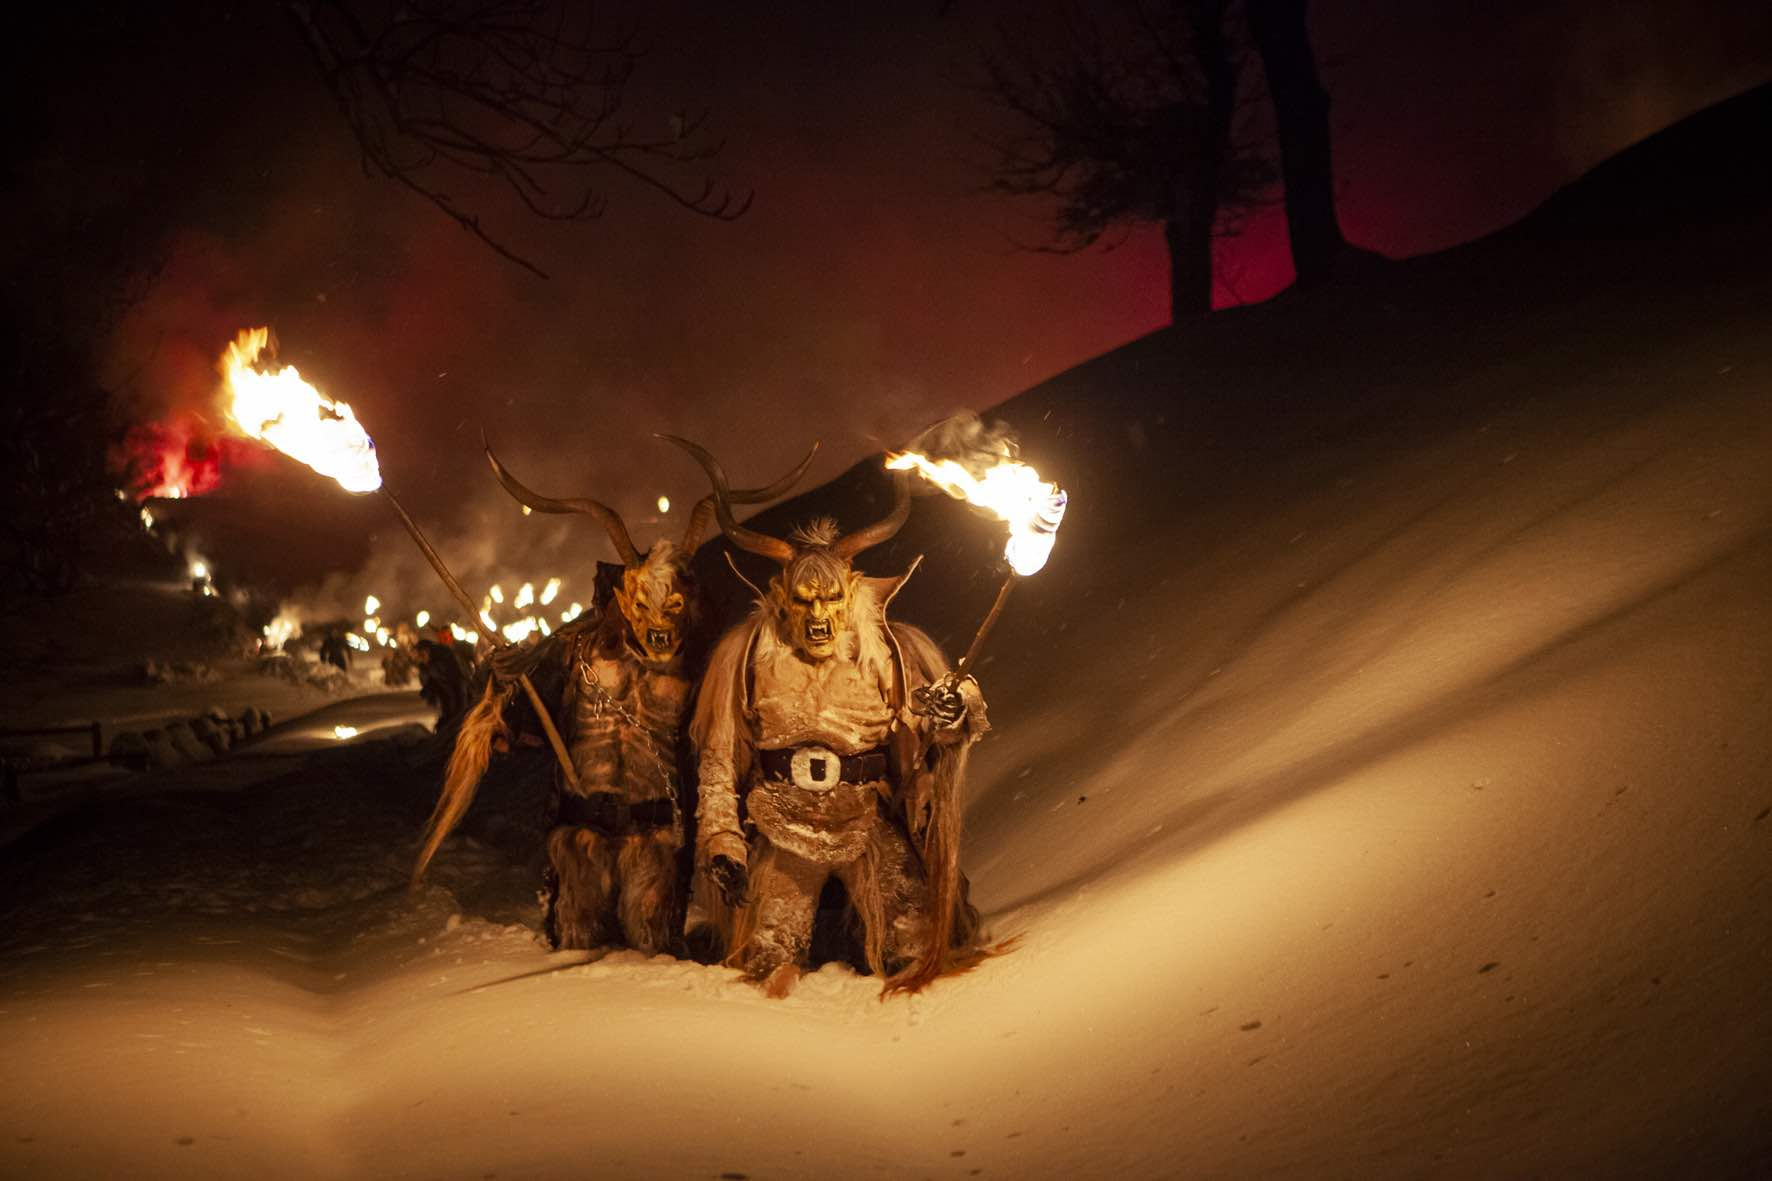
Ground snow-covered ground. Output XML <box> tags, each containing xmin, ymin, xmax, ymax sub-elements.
<box><xmin>0</xmin><ymin>577</ymin><xmax>361</xmax><ymax>736</ymax></box>
<box><xmin>4</xmin><ymin>99</ymin><xmax>1770</xmax><ymax>1178</ymax></box>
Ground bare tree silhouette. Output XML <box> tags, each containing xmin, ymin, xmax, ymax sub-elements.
<box><xmin>285</xmin><ymin>0</ymin><xmax>751</xmax><ymax>278</ymax></box>
<box><xmin>978</xmin><ymin>0</ymin><xmax>1275</xmax><ymax>321</ymax></box>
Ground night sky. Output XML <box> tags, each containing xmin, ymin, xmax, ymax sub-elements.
<box><xmin>8</xmin><ymin>0</ymin><xmax>1768</xmax><ymax>606</ymax></box>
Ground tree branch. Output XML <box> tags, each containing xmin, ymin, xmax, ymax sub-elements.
<box><xmin>283</xmin><ymin>0</ymin><xmax>750</xmax><ymax>276</ymax></box>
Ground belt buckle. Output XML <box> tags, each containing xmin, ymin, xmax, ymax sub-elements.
<box><xmin>789</xmin><ymin>745</ymin><xmax>842</xmax><ymax>792</ymax></box>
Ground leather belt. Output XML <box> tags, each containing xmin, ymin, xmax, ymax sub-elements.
<box><xmin>758</xmin><ymin>745</ymin><xmax>887</xmax><ymax>788</ymax></box>
<box><xmin>556</xmin><ymin>792</ymin><xmax>676</xmax><ymax>835</ymax></box>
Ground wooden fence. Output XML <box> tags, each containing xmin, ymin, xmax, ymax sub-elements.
<box><xmin>0</xmin><ymin>722</ymin><xmax>108</xmax><ymax>802</ymax></box>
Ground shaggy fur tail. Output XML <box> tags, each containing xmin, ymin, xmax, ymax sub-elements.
<box><xmin>881</xmin><ymin>622</ymin><xmax>1001</xmax><ymax>997</ymax></box>
<box><xmin>411</xmin><ymin>679</ymin><xmax>508</xmax><ymax>887</ymax></box>
<box><xmin>880</xmin><ymin>738</ymin><xmax>981</xmax><ymax>996</ymax></box>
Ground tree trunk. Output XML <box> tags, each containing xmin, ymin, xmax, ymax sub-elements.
<box><xmin>1248</xmin><ymin>0</ymin><xmax>1349</xmax><ymax>287</ymax></box>
<box><xmin>1166</xmin><ymin>0</ymin><xmax>1236</xmax><ymax>324</ymax></box>
<box><xmin>1166</xmin><ymin>209</ymin><xmax>1213</xmax><ymax>321</ymax></box>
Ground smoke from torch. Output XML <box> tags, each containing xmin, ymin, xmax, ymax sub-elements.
<box><xmin>887</xmin><ymin>412</ymin><xmax>1068</xmax><ymax>678</ymax></box>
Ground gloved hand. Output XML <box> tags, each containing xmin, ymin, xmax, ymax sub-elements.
<box><xmin>708</xmin><ymin>853</ymin><xmax>749</xmax><ymax>908</ymax></box>
<box><xmin>922</xmin><ymin>679</ymin><xmax>966</xmax><ymax>727</ymax></box>
<box><xmin>912</xmin><ymin>675</ymin><xmax>987</xmax><ymax>743</ymax></box>
<box><xmin>911</xmin><ymin>674</ymin><xmax>968</xmax><ymax>726</ymax></box>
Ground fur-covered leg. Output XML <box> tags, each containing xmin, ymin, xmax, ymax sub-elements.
<box><xmin>726</xmin><ymin>840</ymin><xmax>826</xmax><ymax>994</ymax></box>
<box><xmin>547</xmin><ymin>825</ymin><xmax>618</xmax><ymax>950</ymax></box>
<box><xmin>615</xmin><ymin>828</ymin><xmax>681</xmax><ymax>955</ymax></box>
<box><xmin>840</xmin><ymin>816</ymin><xmax>934</xmax><ymax>988</ymax></box>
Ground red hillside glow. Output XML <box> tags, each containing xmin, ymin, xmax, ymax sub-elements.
<box><xmin>113</xmin><ymin>419</ymin><xmax>224</xmax><ymax>502</ymax></box>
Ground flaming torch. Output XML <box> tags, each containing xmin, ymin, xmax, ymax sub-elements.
<box><xmin>887</xmin><ymin>413</ymin><xmax>1068</xmax><ymax>686</ymax></box>
<box><xmin>219</xmin><ymin>328</ymin><xmax>581</xmax><ymax>789</ymax></box>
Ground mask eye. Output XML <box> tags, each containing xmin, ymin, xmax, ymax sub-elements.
<box><xmin>665</xmin><ymin>594</ymin><xmax>684</xmax><ymax>614</ymax></box>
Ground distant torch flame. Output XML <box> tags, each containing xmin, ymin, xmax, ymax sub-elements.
<box><xmin>886</xmin><ymin>451</ymin><xmax>1068</xmax><ymax>576</ymax></box>
<box><xmin>222</xmin><ymin>328</ymin><xmax>381</xmax><ymax>493</ymax></box>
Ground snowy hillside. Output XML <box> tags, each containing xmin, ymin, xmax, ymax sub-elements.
<box><xmin>3</xmin><ymin>89</ymin><xmax>1770</xmax><ymax>1179</ymax></box>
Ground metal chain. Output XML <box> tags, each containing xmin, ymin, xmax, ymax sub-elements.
<box><xmin>576</xmin><ymin>656</ymin><xmax>685</xmax><ymax>833</ymax></box>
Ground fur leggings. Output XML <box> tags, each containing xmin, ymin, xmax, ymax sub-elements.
<box><xmin>728</xmin><ymin>814</ymin><xmax>933</xmax><ymax>981</ymax></box>
<box><xmin>546</xmin><ymin>825</ymin><xmax>680</xmax><ymax>954</ymax></box>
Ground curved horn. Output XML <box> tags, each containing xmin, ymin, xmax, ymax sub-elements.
<box><xmin>830</xmin><ymin>465</ymin><xmax>912</xmax><ymax>560</ymax></box>
<box><xmin>659</xmin><ymin>435</ymin><xmax>797</xmax><ymax>565</ymax></box>
<box><xmin>680</xmin><ymin>441</ymin><xmax>820</xmax><ymax>552</ymax></box>
<box><xmin>484</xmin><ymin>437</ymin><xmax>641</xmax><ymax>566</ymax></box>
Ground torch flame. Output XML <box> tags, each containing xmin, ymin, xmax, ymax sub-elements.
<box><xmin>261</xmin><ymin>611</ymin><xmax>300</xmax><ymax>652</ymax></box>
<box><xmin>222</xmin><ymin>328</ymin><xmax>381</xmax><ymax>493</ymax></box>
<box><xmin>886</xmin><ymin>451</ymin><xmax>1068</xmax><ymax>576</ymax></box>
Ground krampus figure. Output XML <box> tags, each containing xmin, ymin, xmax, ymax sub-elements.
<box><xmin>671</xmin><ymin>438</ymin><xmax>991</xmax><ymax>997</ymax></box>
<box><xmin>412</xmin><ymin>442</ymin><xmax>811</xmax><ymax>954</ymax></box>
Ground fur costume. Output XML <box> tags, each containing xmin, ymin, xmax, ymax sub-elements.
<box><xmin>665</xmin><ymin>433</ymin><xmax>991</xmax><ymax>996</ymax></box>
<box><xmin>413</xmin><ymin>569</ymin><xmax>694</xmax><ymax>954</ymax></box>
<box><xmin>411</xmin><ymin>441</ymin><xmax>812</xmax><ymax>955</ymax></box>
<box><xmin>540</xmin><ymin>581</ymin><xmax>695</xmax><ymax>951</ymax></box>
<box><xmin>691</xmin><ymin>575</ymin><xmax>988</xmax><ymax>993</ymax></box>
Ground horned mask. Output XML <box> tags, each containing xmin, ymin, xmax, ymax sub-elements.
<box><xmin>485</xmin><ymin>439</ymin><xmax>815</xmax><ymax>664</ymax></box>
<box><xmin>663</xmin><ymin>437</ymin><xmax>910</xmax><ymax>662</ymax></box>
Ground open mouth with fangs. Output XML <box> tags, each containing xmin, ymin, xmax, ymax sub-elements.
<box><xmin>805</xmin><ymin>619</ymin><xmax>832</xmax><ymax>645</ymax></box>
<box><xmin>645</xmin><ymin>628</ymin><xmax>674</xmax><ymax>652</ymax></box>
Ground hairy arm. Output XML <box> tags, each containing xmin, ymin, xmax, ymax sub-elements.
<box><xmin>892</xmin><ymin>622</ymin><xmax>989</xmax><ymax>744</ymax></box>
<box><xmin>689</xmin><ymin>620</ymin><xmax>756</xmax><ymax>868</ymax></box>
<box><xmin>480</xmin><ymin>622</ymin><xmax>583</xmax><ymax>745</ymax></box>
<box><xmin>890</xmin><ymin>622</ymin><xmax>988</xmax><ymax>847</ymax></box>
